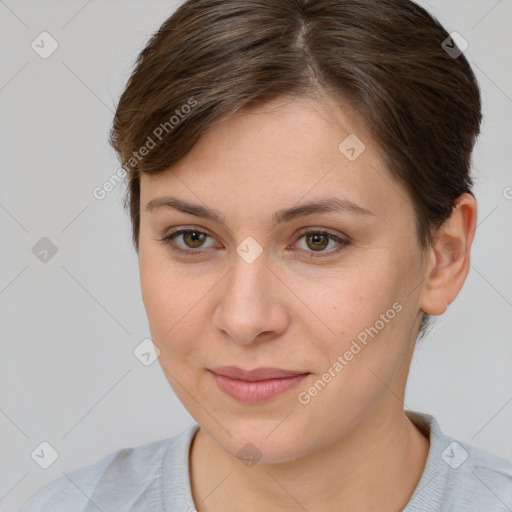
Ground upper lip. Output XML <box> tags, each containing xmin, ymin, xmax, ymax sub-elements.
<box><xmin>209</xmin><ymin>366</ymin><xmax>309</xmax><ymax>381</ymax></box>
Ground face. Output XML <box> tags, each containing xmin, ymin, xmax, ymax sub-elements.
<box><xmin>138</xmin><ymin>94</ymin><xmax>429</xmax><ymax>464</ymax></box>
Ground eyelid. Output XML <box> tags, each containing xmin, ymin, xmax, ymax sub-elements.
<box><xmin>162</xmin><ymin>226</ymin><xmax>221</xmax><ymax>253</ymax></box>
<box><xmin>160</xmin><ymin>226</ymin><xmax>350</xmax><ymax>257</ymax></box>
<box><xmin>291</xmin><ymin>228</ymin><xmax>349</xmax><ymax>257</ymax></box>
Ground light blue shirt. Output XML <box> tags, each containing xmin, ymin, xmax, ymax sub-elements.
<box><xmin>19</xmin><ymin>411</ymin><xmax>512</xmax><ymax>511</ymax></box>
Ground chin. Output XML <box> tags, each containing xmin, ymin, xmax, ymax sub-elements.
<box><xmin>202</xmin><ymin>416</ymin><xmax>308</xmax><ymax>465</ymax></box>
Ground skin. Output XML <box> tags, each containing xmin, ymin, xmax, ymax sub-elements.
<box><xmin>138</xmin><ymin>93</ymin><xmax>477</xmax><ymax>512</ymax></box>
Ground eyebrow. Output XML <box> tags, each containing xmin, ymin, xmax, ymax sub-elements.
<box><xmin>145</xmin><ymin>195</ymin><xmax>374</xmax><ymax>226</ymax></box>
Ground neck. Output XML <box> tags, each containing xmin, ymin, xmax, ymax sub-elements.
<box><xmin>189</xmin><ymin>403</ymin><xmax>430</xmax><ymax>512</ymax></box>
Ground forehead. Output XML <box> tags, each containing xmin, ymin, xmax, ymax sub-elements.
<box><xmin>139</xmin><ymin>95</ymin><xmax>412</xmax><ymax>225</ymax></box>
<box><xmin>194</xmin><ymin>94</ymin><xmax>377</xmax><ymax>165</ymax></box>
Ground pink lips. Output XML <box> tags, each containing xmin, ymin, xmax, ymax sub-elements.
<box><xmin>209</xmin><ymin>366</ymin><xmax>310</xmax><ymax>404</ymax></box>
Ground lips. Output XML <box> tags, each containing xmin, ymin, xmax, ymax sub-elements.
<box><xmin>209</xmin><ymin>366</ymin><xmax>309</xmax><ymax>381</ymax></box>
<box><xmin>208</xmin><ymin>366</ymin><xmax>310</xmax><ymax>404</ymax></box>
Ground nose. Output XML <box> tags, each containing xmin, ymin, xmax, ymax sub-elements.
<box><xmin>212</xmin><ymin>254</ymin><xmax>290</xmax><ymax>345</ymax></box>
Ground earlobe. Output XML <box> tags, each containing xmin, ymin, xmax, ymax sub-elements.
<box><xmin>419</xmin><ymin>193</ymin><xmax>478</xmax><ymax>316</ymax></box>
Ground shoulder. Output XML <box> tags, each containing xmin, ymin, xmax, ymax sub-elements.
<box><xmin>406</xmin><ymin>411</ymin><xmax>512</xmax><ymax>511</ymax></box>
<box><xmin>18</xmin><ymin>447</ymin><xmax>120</xmax><ymax>512</ymax></box>
<box><xmin>18</xmin><ymin>428</ymin><xmax>196</xmax><ymax>512</ymax></box>
<box><xmin>453</xmin><ymin>438</ymin><xmax>512</xmax><ymax>508</ymax></box>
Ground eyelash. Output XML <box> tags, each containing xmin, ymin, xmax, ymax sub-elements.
<box><xmin>160</xmin><ymin>228</ymin><xmax>350</xmax><ymax>258</ymax></box>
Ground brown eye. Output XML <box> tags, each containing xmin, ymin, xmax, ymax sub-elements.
<box><xmin>305</xmin><ymin>233</ymin><xmax>329</xmax><ymax>252</ymax></box>
<box><xmin>181</xmin><ymin>230</ymin><xmax>207</xmax><ymax>248</ymax></box>
<box><xmin>161</xmin><ymin>228</ymin><xmax>216</xmax><ymax>255</ymax></box>
<box><xmin>294</xmin><ymin>229</ymin><xmax>349</xmax><ymax>258</ymax></box>
<box><xmin>161</xmin><ymin>227</ymin><xmax>349</xmax><ymax>259</ymax></box>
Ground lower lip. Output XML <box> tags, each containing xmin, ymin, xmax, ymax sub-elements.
<box><xmin>210</xmin><ymin>371</ymin><xmax>309</xmax><ymax>404</ymax></box>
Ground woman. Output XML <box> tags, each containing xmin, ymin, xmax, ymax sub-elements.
<box><xmin>20</xmin><ymin>0</ymin><xmax>512</xmax><ymax>510</ymax></box>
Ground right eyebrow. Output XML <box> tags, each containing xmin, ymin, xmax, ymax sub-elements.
<box><xmin>146</xmin><ymin>196</ymin><xmax>225</xmax><ymax>223</ymax></box>
<box><xmin>145</xmin><ymin>195</ymin><xmax>374</xmax><ymax>226</ymax></box>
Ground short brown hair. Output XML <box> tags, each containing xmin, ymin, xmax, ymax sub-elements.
<box><xmin>109</xmin><ymin>0</ymin><xmax>482</xmax><ymax>337</ymax></box>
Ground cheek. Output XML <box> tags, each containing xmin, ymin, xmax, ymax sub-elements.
<box><xmin>289</xmin><ymin>258</ymin><xmax>401</xmax><ymax>338</ymax></box>
<box><xmin>139</xmin><ymin>250</ymin><xmax>186</xmax><ymax>347</ymax></box>
<box><xmin>289</xmin><ymin>257</ymin><xmax>410</xmax><ymax>388</ymax></box>
<box><xmin>139</xmin><ymin>250</ymin><xmax>217</xmax><ymax>369</ymax></box>
<box><xmin>294</xmin><ymin>296</ymin><xmax>409</xmax><ymax>440</ymax></box>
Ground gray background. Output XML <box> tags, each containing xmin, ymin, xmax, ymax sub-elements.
<box><xmin>1</xmin><ymin>0</ymin><xmax>511</xmax><ymax>509</ymax></box>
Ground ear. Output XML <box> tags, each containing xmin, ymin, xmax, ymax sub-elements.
<box><xmin>419</xmin><ymin>193</ymin><xmax>478</xmax><ymax>316</ymax></box>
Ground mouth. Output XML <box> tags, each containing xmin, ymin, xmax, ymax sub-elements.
<box><xmin>208</xmin><ymin>366</ymin><xmax>311</xmax><ymax>404</ymax></box>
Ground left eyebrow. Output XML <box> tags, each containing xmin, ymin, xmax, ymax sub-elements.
<box><xmin>145</xmin><ymin>195</ymin><xmax>374</xmax><ymax>226</ymax></box>
<box><xmin>272</xmin><ymin>197</ymin><xmax>374</xmax><ymax>225</ymax></box>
